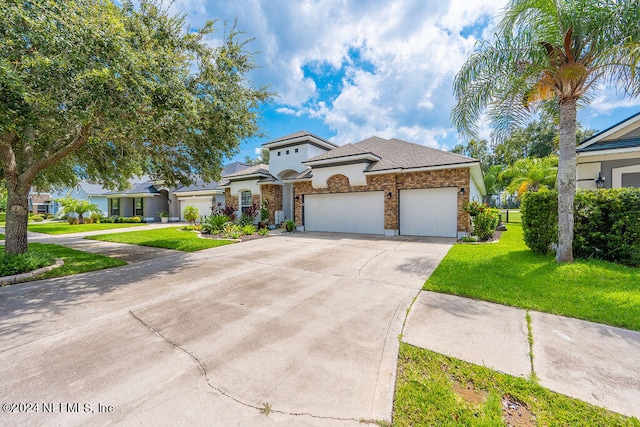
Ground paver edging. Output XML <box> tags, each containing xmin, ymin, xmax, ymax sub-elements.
<box><xmin>0</xmin><ymin>258</ymin><xmax>64</xmax><ymax>286</ymax></box>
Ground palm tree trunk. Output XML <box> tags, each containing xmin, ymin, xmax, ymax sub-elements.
<box><xmin>4</xmin><ymin>178</ymin><xmax>30</xmax><ymax>255</ymax></box>
<box><xmin>556</xmin><ymin>99</ymin><xmax>577</xmax><ymax>263</ymax></box>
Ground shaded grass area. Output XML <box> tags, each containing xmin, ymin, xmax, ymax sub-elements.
<box><xmin>1</xmin><ymin>243</ymin><xmax>126</xmax><ymax>281</ymax></box>
<box><xmin>88</xmin><ymin>227</ymin><xmax>235</xmax><ymax>252</ymax></box>
<box><xmin>0</xmin><ymin>233</ymin><xmax>4</xmax><ymax>240</ymax></box>
<box><xmin>28</xmin><ymin>222</ymin><xmax>147</xmax><ymax>235</ymax></box>
<box><xmin>0</xmin><ymin>247</ymin><xmax>56</xmax><ymax>276</ymax></box>
<box><xmin>393</xmin><ymin>344</ymin><xmax>639</xmax><ymax>426</ymax></box>
<box><xmin>424</xmin><ymin>224</ymin><xmax>640</xmax><ymax>331</ymax></box>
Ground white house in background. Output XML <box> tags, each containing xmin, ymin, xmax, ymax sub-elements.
<box><xmin>577</xmin><ymin>111</ymin><xmax>640</xmax><ymax>189</ymax></box>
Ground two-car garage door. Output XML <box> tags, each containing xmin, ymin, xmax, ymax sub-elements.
<box><xmin>304</xmin><ymin>192</ymin><xmax>385</xmax><ymax>234</ymax></box>
<box><xmin>303</xmin><ymin>187</ymin><xmax>458</xmax><ymax>237</ymax></box>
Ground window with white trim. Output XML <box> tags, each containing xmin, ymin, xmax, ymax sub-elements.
<box><xmin>240</xmin><ymin>190</ymin><xmax>252</xmax><ymax>214</ymax></box>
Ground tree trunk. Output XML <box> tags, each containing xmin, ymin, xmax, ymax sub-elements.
<box><xmin>556</xmin><ymin>100</ymin><xmax>577</xmax><ymax>263</ymax></box>
<box><xmin>4</xmin><ymin>178</ymin><xmax>31</xmax><ymax>255</ymax></box>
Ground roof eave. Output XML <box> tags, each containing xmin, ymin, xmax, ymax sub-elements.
<box><xmin>303</xmin><ymin>153</ymin><xmax>381</xmax><ymax>166</ymax></box>
<box><xmin>577</xmin><ymin>111</ymin><xmax>640</xmax><ymax>149</ymax></box>
<box><xmin>364</xmin><ymin>161</ymin><xmax>479</xmax><ymax>175</ymax></box>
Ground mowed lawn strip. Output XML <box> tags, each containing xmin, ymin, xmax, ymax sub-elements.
<box><xmin>0</xmin><ymin>234</ymin><xmax>4</xmax><ymax>240</ymax></box>
<box><xmin>393</xmin><ymin>344</ymin><xmax>640</xmax><ymax>426</ymax></box>
<box><xmin>28</xmin><ymin>222</ymin><xmax>148</xmax><ymax>235</ymax></box>
<box><xmin>1</xmin><ymin>243</ymin><xmax>127</xmax><ymax>281</ymax></box>
<box><xmin>87</xmin><ymin>227</ymin><xmax>235</xmax><ymax>252</ymax></box>
<box><xmin>424</xmin><ymin>223</ymin><xmax>640</xmax><ymax>331</ymax></box>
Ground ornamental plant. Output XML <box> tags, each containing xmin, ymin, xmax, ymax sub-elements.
<box><xmin>463</xmin><ymin>200</ymin><xmax>487</xmax><ymax>217</ymax></box>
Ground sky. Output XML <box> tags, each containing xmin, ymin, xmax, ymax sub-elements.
<box><xmin>170</xmin><ymin>0</ymin><xmax>640</xmax><ymax>163</ymax></box>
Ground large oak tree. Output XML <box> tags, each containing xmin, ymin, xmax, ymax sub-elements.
<box><xmin>1</xmin><ymin>0</ymin><xmax>271</xmax><ymax>254</ymax></box>
<box><xmin>452</xmin><ymin>0</ymin><xmax>640</xmax><ymax>263</ymax></box>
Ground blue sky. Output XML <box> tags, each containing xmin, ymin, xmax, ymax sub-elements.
<box><xmin>171</xmin><ymin>0</ymin><xmax>640</xmax><ymax>162</ymax></box>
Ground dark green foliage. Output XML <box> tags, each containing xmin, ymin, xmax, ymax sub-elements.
<box><xmin>574</xmin><ymin>189</ymin><xmax>640</xmax><ymax>267</ymax></box>
<box><xmin>521</xmin><ymin>189</ymin><xmax>558</xmax><ymax>254</ymax></box>
<box><xmin>472</xmin><ymin>208</ymin><xmax>500</xmax><ymax>241</ymax></box>
<box><xmin>201</xmin><ymin>214</ymin><xmax>230</xmax><ymax>234</ymax></box>
<box><xmin>0</xmin><ymin>212</ymin><xmax>7</xmax><ymax>222</ymax></box>
<box><xmin>0</xmin><ymin>249</ymin><xmax>56</xmax><ymax>276</ymax></box>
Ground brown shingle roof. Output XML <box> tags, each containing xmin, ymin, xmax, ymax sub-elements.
<box><xmin>302</xmin><ymin>136</ymin><xmax>476</xmax><ymax>171</ymax></box>
<box><xmin>223</xmin><ymin>163</ymin><xmax>270</xmax><ymax>178</ymax></box>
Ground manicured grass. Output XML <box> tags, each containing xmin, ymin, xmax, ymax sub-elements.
<box><xmin>1</xmin><ymin>243</ymin><xmax>126</xmax><ymax>281</ymax></box>
<box><xmin>424</xmin><ymin>224</ymin><xmax>640</xmax><ymax>331</ymax></box>
<box><xmin>87</xmin><ymin>227</ymin><xmax>235</xmax><ymax>252</ymax></box>
<box><xmin>393</xmin><ymin>344</ymin><xmax>639</xmax><ymax>426</ymax></box>
<box><xmin>0</xmin><ymin>234</ymin><xmax>4</xmax><ymax>240</ymax></box>
<box><xmin>28</xmin><ymin>222</ymin><xmax>147</xmax><ymax>235</ymax></box>
<box><xmin>499</xmin><ymin>209</ymin><xmax>521</xmax><ymax>223</ymax></box>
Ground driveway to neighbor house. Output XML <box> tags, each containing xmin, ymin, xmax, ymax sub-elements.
<box><xmin>0</xmin><ymin>231</ymin><xmax>454</xmax><ymax>426</ymax></box>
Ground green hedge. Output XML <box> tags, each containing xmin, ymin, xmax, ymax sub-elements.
<box><xmin>574</xmin><ymin>188</ymin><xmax>640</xmax><ymax>266</ymax></box>
<box><xmin>522</xmin><ymin>188</ymin><xmax>640</xmax><ymax>266</ymax></box>
<box><xmin>521</xmin><ymin>189</ymin><xmax>558</xmax><ymax>255</ymax></box>
<box><xmin>0</xmin><ymin>212</ymin><xmax>5</xmax><ymax>222</ymax></box>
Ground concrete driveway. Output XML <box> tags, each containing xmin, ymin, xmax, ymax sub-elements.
<box><xmin>0</xmin><ymin>232</ymin><xmax>453</xmax><ymax>426</ymax></box>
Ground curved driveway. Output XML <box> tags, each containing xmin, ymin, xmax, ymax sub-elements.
<box><xmin>0</xmin><ymin>231</ymin><xmax>453</xmax><ymax>426</ymax></box>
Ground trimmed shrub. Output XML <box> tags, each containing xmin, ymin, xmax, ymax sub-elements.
<box><xmin>67</xmin><ymin>217</ymin><xmax>79</xmax><ymax>225</ymax></box>
<box><xmin>258</xmin><ymin>227</ymin><xmax>270</xmax><ymax>236</ymax></box>
<box><xmin>574</xmin><ymin>188</ymin><xmax>640</xmax><ymax>266</ymax></box>
<box><xmin>472</xmin><ymin>208</ymin><xmax>500</xmax><ymax>241</ymax></box>
<box><xmin>31</xmin><ymin>214</ymin><xmax>44</xmax><ymax>222</ymax></box>
<box><xmin>0</xmin><ymin>212</ymin><xmax>6</xmax><ymax>222</ymax></box>
<box><xmin>0</xmin><ymin>249</ymin><xmax>57</xmax><ymax>276</ymax></box>
<box><xmin>241</xmin><ymin>224</ymin><xmax>256</xmax><ymax>235</ymax></box>
<box><xmin>520</xmin><ymin>189</ymin><xmax>558</xmax><ymax>254</ymax></box>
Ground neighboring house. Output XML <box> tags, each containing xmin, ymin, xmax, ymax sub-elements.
<box><xmin>577</xmin><ymin>111</ymin><xmax>640</xmax><ymax>189</ymax></box>
<box><xmin>223</xmin><ymin>131</ymin><xmax>485</xmax><ymax>238</ymax></box>
<box><xmin>173</xmin><ymin>162</ymin><xmax>249</xmax><ymax>220</ymax></box>
<box><xmin>50</xmin><ymin>182</ymin><xmax>110</xmax><ymax>216</ymax></box>
<box><xmin>28</xmin><ymin>189</ymin><xmax>51</xmax><ymax>215</ymax></box>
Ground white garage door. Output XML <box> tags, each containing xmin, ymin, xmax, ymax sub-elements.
<box><xmin>179</xmin><ymin>198</ymin><xmax>213</xmax><ymax>220</ymax></box>
<box><xmin>400</xmin><ymin>188</ymin><xmax>458</xmax><ymax>237</ymax></box>
<box><xmin>304</xmin><ymin>192</ymin><xmax>384</xmax><ymax>234</ymax></box>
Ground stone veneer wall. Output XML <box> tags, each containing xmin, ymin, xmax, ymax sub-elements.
<box><xmin>260</xmin><ymin>184</ymin><xmax>283</xmax><ymax>224</ymax></box>
<box><xmin>293</xmin><ymin>168</ymin><xmax>471</xmax><ymax>233</ymax></box>
<box><xmin>224</xmin><ymin>188</ymin><xmax>238</xmax><ymax>212</ymax></box>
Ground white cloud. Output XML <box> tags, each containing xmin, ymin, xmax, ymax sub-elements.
<box><xmin>589</xmin><ymin>93</ymin><xmax>640</xmax><ymax>114</ymax></box>
<box><xmin>173</xmin><ymin>0</ymin><xmax>509</xmax><ymax>146</ymax></box>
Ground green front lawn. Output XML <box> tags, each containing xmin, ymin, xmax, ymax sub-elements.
<box><xmin>87</xmin><ymin>227</ymin><xmax>234</xmax><ymax>252</ymax></box>
<box><xmin>425</xmin><ymin>224</ymin><xmax>640</xmax><ymax>331</ymax></box>
<box><xmin>499</xmin><ymin>209</ymin><xmax>521</xmax><ymax>223</ymax></box>
<box><xmin>1</xmin><ymin>243</ymin><xmax>126</xmax><ymax>281</ymax></box>
<box><xmin>28</xmin><ymin>222</ymin><xmax>148</xmax><ymax>235</ymax></box>
<box><xmin>393</xmin><ymin>344</ymin><xmax>639</xmax><ymax>426</ymax></box>
<box><xmin>0</xmin><ymin>234</ymin><xmax>4</xmax><ymax>240</ymax></box>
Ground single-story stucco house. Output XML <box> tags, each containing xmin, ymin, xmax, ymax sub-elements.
<box><xmin>577</xmin><ymin>111</ymin><xmax>640</xmax><ymax>189</ymax></box>
<box><xmin>223</xmin><ymin>131</ymin><xmax>486</xmax><ymax>238</ymax></box>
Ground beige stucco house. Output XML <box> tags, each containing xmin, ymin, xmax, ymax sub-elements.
<box><xmin>223</xmin><ymin>131</ymin><xmax>485</xmax><ymax>238</ymax></box>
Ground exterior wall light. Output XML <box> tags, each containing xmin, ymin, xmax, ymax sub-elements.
<box><xmin>387</xmin><ymin>192</ymin><xmax>393</xmax><ymax>199</ymax></box>
<box><xmin>459</xmin><ymin>187</ymin><xmax>465</xmax><ymax>195</ymax></box>
<box><xmin>595</xmin><ymin>172</ymin><xmax>606</xmax><ymax>189</ymax></box>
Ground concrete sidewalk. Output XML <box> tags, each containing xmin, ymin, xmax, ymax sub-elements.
<box><xmin>403</xmin><ymin>291</ymin><xmax>640</xmax><ymax>419</ymax></box>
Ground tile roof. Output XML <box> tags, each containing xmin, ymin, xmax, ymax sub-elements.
<box><xmin>303</xmin><ymin>136</ymin><xmax>477</xmax><ymax>172</ymax></box>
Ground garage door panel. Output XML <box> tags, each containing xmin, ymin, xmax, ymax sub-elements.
<box><xmin>304</xmin><ymin>192</ymin><xmax>384</xmax><ymax>235</ymax></box>
<box><xmin>400</xmin><ymin>188</ymin><xmax>457</xmax><ymax>237</ymax></box>
<box><xmin>179</xmin><ymin>199</ymin><xmax>213</xmax><ymax>220</ymax></box>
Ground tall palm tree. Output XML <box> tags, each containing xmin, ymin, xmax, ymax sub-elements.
<box><xmin>452</xmin><ymin>0</ymin><xmax>640</xmax><ymax>263</ymax></box>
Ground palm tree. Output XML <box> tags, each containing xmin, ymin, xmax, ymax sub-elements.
<box><xmin>57</xmin><ymin>197</ymin><xmax>99</xmax><ymax>224</ymax></box>
<box><xmin>452</xmin><ymin>0</ymin><xmax>640</xmax><ymax>263</ymax></box>
<box><xmin>500</xmin><ymin>156</ymin><xmax>558</xmax><ymax>198</ymax></box>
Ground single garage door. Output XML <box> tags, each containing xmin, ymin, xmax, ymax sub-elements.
<box><xmin>304</xmin><ymin>192</ymin><xmax>384</xmax><ymax>234</ymax></box>
<box><xmin>400</xmin><ymin>188</ymin><xmax>458</xmax><ymax>237</ymax></box>
<box><xmin>179</xmin><ymin>198</ymin><xmax>213</xmax><ymax>220</ymax></box>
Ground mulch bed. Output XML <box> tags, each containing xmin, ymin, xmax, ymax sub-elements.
<box><xmin>199</xmin><ymin>232</ymin><xmax>270</xmax><ymax>242</ymax></box>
